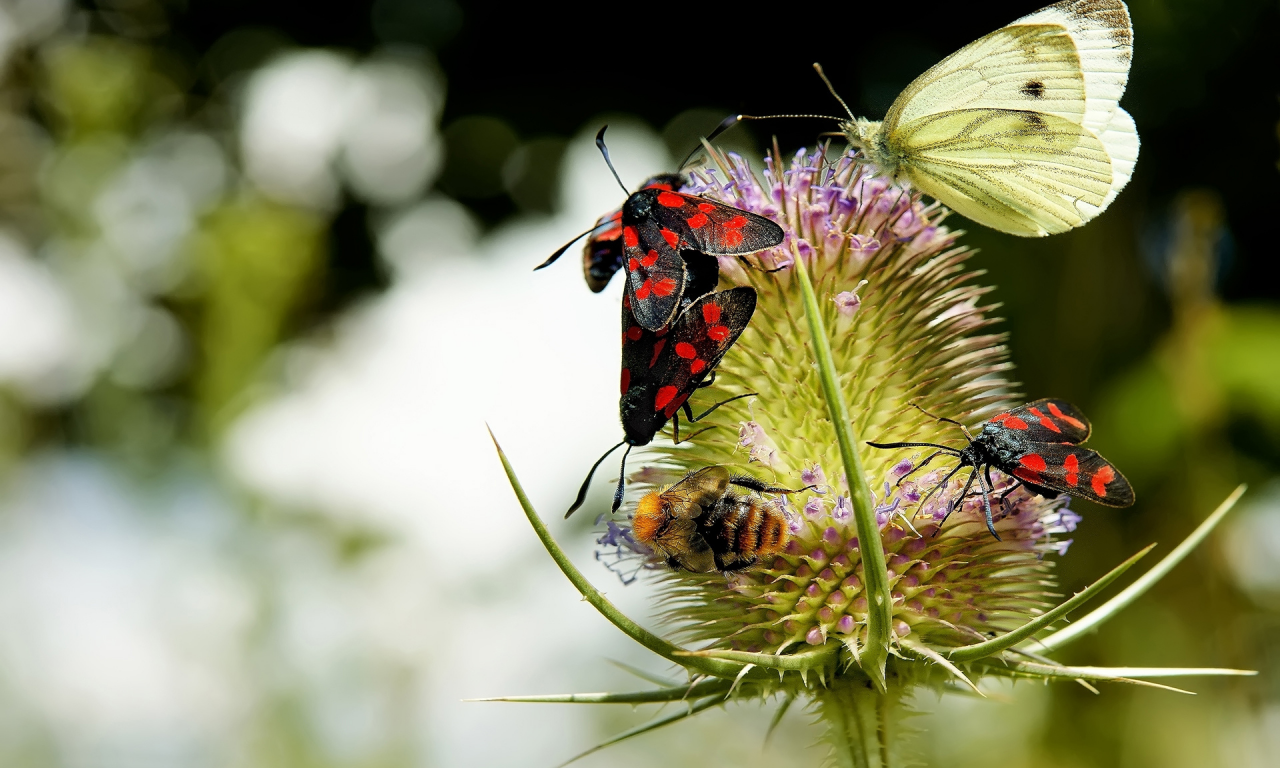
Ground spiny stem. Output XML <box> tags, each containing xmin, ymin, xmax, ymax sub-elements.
<box><xmin>489</xmin><ymin>428</ymin><xmax>740</xmax><ymax>679</ymax></box>
<box><xmin>792</xmin><ymin>254</ymin><xmax>891</xmax><ymax>690</ymax></box>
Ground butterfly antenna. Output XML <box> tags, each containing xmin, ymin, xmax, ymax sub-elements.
<box><xmin>610</xmin><ymin>445</ymin><xmax>634</xmax><ymax>513</ymax></box>
<box><xmin>565</xmin><ymin>440</ymin><xmax>626</xmax><ymax>519</ymax></box>
<box><xmin>535</xmin><ymin>224</ymin><xmax>603</xmax><ymax>271</ymax></box>
<box><xmin>812</xmin><ymin>62</ymin><xmax>857</xmax><ymax>122</ymax></box>
<box><xmin>595</xmin><ymin>126</ymin><xmax>629</xmax><ymax>195</ymax></box>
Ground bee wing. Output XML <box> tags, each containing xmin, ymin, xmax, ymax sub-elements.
<box><xmin>991</xmin><ymin>398</ymin><xmax>1092</xmax><ymax>443</ymax></box>
<box><xmin>664</xmin><ymin>467</ymin><xmax>731</xmax><ymax>518</ymax></box>
<box><xmin>657</xmin><ymin>520</ymin><xmax>717</xmax><ymax>573</ymax></box>
<box><xmin>1011</xmin><ymin>444</ymin><xmax>1134</xmax><ymax>507</ymax></box>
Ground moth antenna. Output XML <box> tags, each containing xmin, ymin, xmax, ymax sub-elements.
<box><xmin>677</xmin><ymin>114</ymin><xmax>739</xmax><ymax>170</ymax></box>
<box><xmin>610</xmin><ymin>445</ymin><xmax>634</xmax><ymax>513</ymax></box>
<box><xmin>535</xmin><ymin>224</ymin><xmax>604</xmax><ymax>271</ymax></box>
<box><xmin>595</xmin><ymin>126</ymin><xmax>629</xmax><ymax>195</ymax></box>
<box><xmin>907</xmin><ymin>402</ymin><xmax>974</xmax><ymax>441</ymax></box>
<box><xmin>812</xmin><ymin>63</ymin><xmax>857</xmax><ymax>122</ymax></box>
<box><xmin>566</xmin><ymin>440</ymin><xmax>626</xmax><ymax>518</ymax></box>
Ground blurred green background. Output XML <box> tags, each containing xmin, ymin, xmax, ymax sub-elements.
<box><xmin>0</xmin><ymin>0</ymin><xmax>1276</xmax><ymax>766</ymax></box>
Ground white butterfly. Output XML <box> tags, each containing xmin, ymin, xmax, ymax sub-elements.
<box><xmin>831</xmin><ymin>0</ymin><xmax>1139</xmax><ymax>237</ymax></box>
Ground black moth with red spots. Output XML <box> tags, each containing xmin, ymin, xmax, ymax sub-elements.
<box><xmin>616</xmin><ymin>185</ymin><xmax>780</xmax><ymax>330</ymax></box>
<box><xmin>869</xmin><ymin>398</ymin><xmax>1134</xmax><ymax>539</ymax></box>
<box><xmin>565</xmin><ymin>286</ymin><xmax>757</xmax><ymax>519</ymax></box>
<box><xmin>535</xmin><ymin>127</ymin><xmax>783</xmax><ymax>331</ymax></box>
<box><xmin>580</xmin><ymin>174</ymin><xmax>684</xmax><ymax>293</ymax></box>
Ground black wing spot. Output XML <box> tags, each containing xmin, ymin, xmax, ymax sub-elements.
<box><xmin>1020</xmin><ymin>80</ymin><xmax>1046</xmax><ymax>99</ymax></box>
<box><xmin>1022</xmin><ymin>113</ymin><xmax>1048</xmax><ymax>132</ymax></box>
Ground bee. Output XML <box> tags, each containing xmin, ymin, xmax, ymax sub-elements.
<box><xmin>631</xmin><ymin>466</ymin><xmax>809</xmax><ymax>573</ymax></box>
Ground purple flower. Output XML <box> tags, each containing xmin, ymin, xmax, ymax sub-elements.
<box><xmin>834</xmin><ymin>291</ymin><xmax>862</xmax><ymax>316</ymax></box>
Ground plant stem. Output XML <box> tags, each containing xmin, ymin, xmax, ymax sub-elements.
<box><xmin>816</xmin><ymin>682</ymin><xmax>888</xmax><ymax>768</ymax></box>
<box><xmin>792</xmin><ymin>254</ymin><xmax>891</xmax><ymax>690</ymax></box>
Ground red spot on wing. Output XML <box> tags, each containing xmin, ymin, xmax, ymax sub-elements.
<box><xmin>623</xmin><ymin>227</ymin><xmax>638</xmax><ymax>247</ymax></box>
<box><xmin>697</xmin><ymin>202</ymin><xmax>716</xmax><ymax>213</ymax></box>
<box><xmin>627</xmin><ymin>257</ymin><xmax>639</xmax><ymax>272</ymax></box>
<box><xmin>723</xmin><ymin>230</ymin><xmax>744</xmax><ymax>248</ymax></box>
<box><xmin>724</xmin><ymin>215</ymin><xmax>748</xmax><ymax>228</ymax></box>
<box><xmin>650</xmin><ymin>182</ymin><xmax>674</xmax><ymax>191</ymax></box>
<box><xmin>654</xmin><ymin>385</ymin><xmax>677</xmax><ymax>411</ymax></box>
<box><xmin>657</xmin><ymin>191</ymin><xmax>684</xmax><ymax>208</ymax></box>
<box><xmin>636</xmin><ymin>280</ymin><xmax>651</xmax><ymax>300</ymax></box>
<box><xmin>1004</xmin><ymin>416</ymin><xmax>1029</xmax><ymax>430</ymax></box>
<box><xmin>649</xmin><ymin>338</ymin><xmax>666</xmax><ymax>368</ymax></box>
<box><xmin>1013</xmin><ymin>467</ymin><xmax>1044</xmax><ymax>485</ymax></box>
<box><xmin>652</xmin><ymin>277</ymin><xmax>677</xmax><ymax>297</ymax></box>
<box><xmin>1049</xmin><ymin>402</ymin><xmax>1086</xmax><ymax>430</ymax></box>
<box><xmin>1091</xmin><ymin>465</ymin><xmax>1115</xmax><ymax>497</ymax></box>
<box><xmin>661</xmin><ymin>228</ymin><xmax>680</xmax><ymax>248</ymax></box>
<box><xmin>690</xmin><ymin>359</ymin><xmax>706</xmax><ymax>374</ymax></box>
<box><xmin>620</xmin><ymin>368</ymin><xmax>630</xmax><ymax>394</ymax></box>
<box><xmin>625</xmin><ymin>326</ymin><xmax>643</xmax><ymax>341</ymax></box>
<box><xmin>640</xmin><ymin>250</ymin><xmax>659</xmax><ymax>267</ymax></box>
<box><xmin>1019</xmin><ymin>454</ymin><xmax>1047</xmax><ymax>472</ymax></box>
<box><xmin>675</xmin><ymin>342</ymin><xmax>696</xmax><ymax>359</ymax></box>
<box><xmin>1063</xmin><ymin>454</ymin><xmax>1079</xmax><ymax>486</ymax></box>
<box><xmin>1029</xmin><ymin>406</ymin><xmax>1060</xmax><ymax>433</ymax></box>
<box><xmin>664</xmin><ymin>391</ymin><xmax>690</xmax><ymax>418</ymax></box>
<box><xmin>707</xmin><ymin>324</ymin><xmax>730</xmax><ymax>342</ymax></box>
<box><xmin>686</xmin><ymin>212</ymin><xmax>709</xmax><ymax>229</ymax></box>
<box><xmin>702</xmin><ymin>304</ymin><xmax>722</xmax><ymax>323</ymax></box>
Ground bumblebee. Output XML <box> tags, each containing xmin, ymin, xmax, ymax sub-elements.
<box><xmin>631</xmin><ymin>466</ymin><xmax>808</xmax><ymax>573</ymax></box>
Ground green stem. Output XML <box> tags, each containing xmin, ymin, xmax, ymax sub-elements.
<box><xmin>792</xmin><ymin>254</ymin><xmax>890</xmax><ymax>691</ymax></box>
<box><xmin>817</xmin><ymin>682</ymin><xmax>889</xmax><ymax>768</ymax></box>
<box><xmin>1033</xmin><ymin>484</ymin><xmax>1246</xmax><ymax>653</ymax></box>
<box><xmin>489</xmin><ymin>428</ymin><xmax>740</xmax><ymax>679</ymax></box>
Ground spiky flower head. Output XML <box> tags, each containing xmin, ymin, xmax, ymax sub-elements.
<box><xmin>489</xmin><ymin>143</ymin><xmax>1251</xmax><ymax>767</ymax></box>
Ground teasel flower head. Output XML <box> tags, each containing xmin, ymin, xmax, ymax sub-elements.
<box><xmin>486</xmin><ymin>144</ymin><xmax>1252</xmax><ymax>767</ymax></box>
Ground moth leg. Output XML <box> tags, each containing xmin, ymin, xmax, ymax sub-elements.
<box><xmin>690</xmin><ymin>392</ymin><xmax>756</xmax><ymax>422</ymax></box>
<box><xmin>695</xmin><ymin>370</ymin><xmax>717</xmax><ymax>389</ymax></box>
<box><xmin>974</xmin><ymin>465</ymin><xmax>1001</xmax><ymax>541</ymax></box>
<box><xmin>918</xmin><ymin>462</ymin><xmax>965</xmax><ymax>521</ymax></box>
<box><xmin>936</xmin><ymin>467</ymin><xmax>979</xmax><ymax>532</ymax></box>
<box><xmin>894</xmin><ymin>449</ymin><xmax>948</xmax><ymax>487</ymax></box>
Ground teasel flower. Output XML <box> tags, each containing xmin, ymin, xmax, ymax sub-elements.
<box><xmin>486</xmin><ymin>145</ymin><xmax>1252</xmax><ymax>767</ymax></box>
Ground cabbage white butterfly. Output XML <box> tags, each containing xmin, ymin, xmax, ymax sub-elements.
<box><xmin>825</xmin><ymin>0</ymin><xmax>1138</xmax><ymax>237</ymax></box>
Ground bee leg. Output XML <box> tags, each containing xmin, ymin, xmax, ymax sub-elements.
<box><xmin>728</xmin><ymin>475</ymin><xmax>815</xmax><ymax>495</ymax></box>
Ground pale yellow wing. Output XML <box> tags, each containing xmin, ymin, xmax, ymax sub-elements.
<box><xmin>893</xmin><ymin>108</ymin><xmax>1113</xmax><ymax>237</ymax></box>
<box><xmin>1091</xmin><ymin>106</ymin><xmax>1139</xmax><ymax>214</ymax></box>
<box><xmin>1014</xmin><ymin>0</ymin><xmax>1133</xmax><ymax>136</ymax></box>
<box><xmin>885</xmin><ymin>23</ymin><xmax>1087</xmax><ymax>132</ymax></box>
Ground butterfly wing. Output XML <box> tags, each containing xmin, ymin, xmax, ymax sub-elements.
<box><xmin>894</xmin><ymin>108</ymin><xmax>1113</xmax><ymax>236</ymax></box>
<box><xmin>1010</xmin><ymin>443</ymin><xmax>1134</xmax><ymax>507</ymax></box>
<box><xmin>622</xmin><ymin>211</ymin><xmax>688</xmax><ymax>331</ymax></box>
<box><xmin>645</xmin><ymin>191</ymin><xmax>785</xmax><ymax>256</ymax></box>
<box><xmin>881</xmin><ymin>0</ymin><xmax>1136</xmax><ymax>236</ymax></box>
<box><xmin>990</xmin><ymin>398</ymin><xmax>1092</xmax><ymax>443</ymax></box>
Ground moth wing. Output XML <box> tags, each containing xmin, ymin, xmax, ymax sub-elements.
<box><xmin>996</xmin><ymin>398</ymin><xmax>1092</xmax><ymax>443</ymax></box>
<box><xmin>1012</xmin><ymin>444</ymin><xmax>1134</xmax><ymax>507</ymax></box>
<box><xmin>1013</xmin><ymin>0</ymin><xmax>1134</xmax><ymax>136</ymax></box>
<box><xmin>896</xmin><ymin>108</ymin><xmax>1113</xmax><ymax>236</ymax></box>
<box><xmin>649</xmin><ymin>287</ymin><xmax>757</xmax><ymax>419</ymax></box>
<box><xmin>623</xmin><ymin>215</ymin><xmax>687</xmax><ymax>330</ymax></box>
<box><xmin>582</xmin><ymin>210</ymin><xmax>624</xmax><ymax>293</ymax></box>
<box><xmin>648</xmin><ymin>192</ymin><xmax>784</xmax><ymax>255</ymax></box>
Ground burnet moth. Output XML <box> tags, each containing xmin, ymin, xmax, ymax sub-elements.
<box><xmin>535</xmin><ymin>126</ymin><xmax>783</xmax><ymax>331</ymax></box>
<box><xmin>580</xmin><ymin>173</ymin><xmax>684</xmax><ymax>293</ymax></box>
<box><xmin>564</xmin><ymin>284</ymin><xmax>758</xmax><ymax>519</ymax></box>
<box><xmin>868</xmin><ymin>399</ymin><xmax>1135</xmax><ymax>539</ymax></box>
